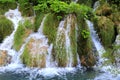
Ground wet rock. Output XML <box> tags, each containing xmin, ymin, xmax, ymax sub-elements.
<box><xmin>21</xmin><ymin>37</ymin><xmax>48</xmax><ymax>68</ymax></box>
<box><xmin>0</xmin><ymin>50</ymin><xmax>11</xmax><ymax>66</ymax></box>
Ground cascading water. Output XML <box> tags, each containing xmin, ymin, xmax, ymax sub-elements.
<box><xmin>86</xmin><ymin>20</ymin><xmax>105</xmax><ymax>63</ymax></box>
<box><xmin>0</xmin><ymin>7</ymin><xmax>24</xmax><ymax>69</ymax></box>
<box><xmin>56</xmin><ymin>15</ymin><xmax>76</xmax><ymax>67</ymax></box>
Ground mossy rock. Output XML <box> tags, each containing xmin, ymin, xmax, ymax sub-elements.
<box><xmin>0</xmin><ymin>15</ymin><xmax>13</xmax><ymax>43</ymax></box>
<box><xmin>43</xmin><ymin>13</ymin><xmax>60</xmax><ymax>44</ymax></box>
<box><xmin>0</xmin><ymin>2</ymin><xmax>17</xmax><ymax>15</ymax></box>
<box><xmin>77</xmin><ymin>18</ymin><xmax>96</xmax><ymax>68</ymax></box>
<box><xmin>94</xmin><ymin>16</ymin><xmax>115</xmax><ymax>48</ymax></box>
<box><xmin>21</xmin><ymin>37</ymin><xmax>48</xmax><ymax>68</ymax></box>
<box><xmin>14</xmin><ymin>19</ymin><xmax>33</xmax><ymax>51</ymax></box>
<box><xmin>108</xmin><ymin>12</ymin><xmax>120</xmax><ymax>34</ymax></box>
<box><xmin>95</xmin><ymin>3</ymin><xmax>112</xmax><ymax>16</ymax></box>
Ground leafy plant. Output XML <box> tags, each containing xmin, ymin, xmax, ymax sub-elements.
<box><xmin>81</xmin><ymin>30</ymin><xmax>90</xmax><ymax>39</ymax></box>
<box><xmin>34</xmin><ymin>0</ymin><xmax>93</xmax><ymax>19</ymax></box>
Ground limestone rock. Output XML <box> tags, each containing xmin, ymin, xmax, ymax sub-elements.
<box><xmin>21</xmin><ymin>36</ymin><xmax>48</xmax><ymax>68</ymax></box>
<box><xmin>0</xmin><ymin>50</ymin><xmax>11</xmax><ymax>66</ymax></box>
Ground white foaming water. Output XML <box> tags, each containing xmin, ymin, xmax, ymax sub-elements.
<box><xmin>86</xmin><ymin>20</ymin><xmax>105</xmax><ymax>63</ymax></box>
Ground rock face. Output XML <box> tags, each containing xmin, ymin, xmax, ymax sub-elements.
<box><xmin>21</xmin><ymin>36</ymin><xmax>48</xmax><ymax>68</ymax></box>
<box><xmin>0</xmin><ymin>50</ymin><xmax>11</xmax><ymax>66</ymax></box>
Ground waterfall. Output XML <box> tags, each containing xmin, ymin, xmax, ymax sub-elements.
<box><xmin>55</xmin><ymin>15</ymin><xmax>79</xmax><ymax>67</ymax></box>
<box><xmin>93</xmin><ymin>1</ymin><xmax>100</xmax><ymax>11</ymax></box>
<box><xmin>38</xmin><ymin>15</ymin><xmax>47</xmax><ymax>33</ymax></box>
<box><xmin>86</xmin><ymin>20</ymin><xmax>105</xmax><ymax>63</ymax></box>
<box><xmin>65</xmin><ymin>16</ymin><xmax>73</xmax><ymax>67</ymax></box>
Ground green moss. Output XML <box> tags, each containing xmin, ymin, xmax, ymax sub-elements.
<box><xmin>43</xmin><ymin>13</ymin><xmax>60</xmax><ymax>44</ymax></box>
<box><xmin>94</xmin><ymin>16</ymin><xmax>115</xmax><ymax>48</ymax></box>
<box><xmin>34</xmin><ymin>12</ymin><xmax>45</xmax><ymax>32</ymax></box>
<box><xmin>21</xmin><ymin>44</ymin><xmax>31</xmax><ymax>67</ymax></box>
<box><xmin>0</xmin><ymin>2</ymin><xmax>17</xmax><ymax>15</ymax></box>
<box><xmin>14</xmin><ymin>20</ymin><xmax>33</xmax><ymax>51</ymax></box>
<box><xmin>0</xmin><ymin>15</ymin><xmax>13</xmax><ymax>42</ymax></box>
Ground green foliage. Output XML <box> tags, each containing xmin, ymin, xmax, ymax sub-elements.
<box><xmin>0</xmin><ymin>15</ymin><xmax>13</xmax><ymax>42</ymax></box>
<box><xmin>81</xmin><ymin>30</ymin><xmax>90</xmax><ymax>39</ymax></box>
<box><xmin>14</xmin><ymin>20</ymin><xmax>33</xmax><ymax>51</ymax></box>
<box><xmin>34</xmin><ymin>1</ymin><xmax>93</xmax><ymax>19</ymax></box>
<box><xmin>18</xmin><ymin>0</ymin><xmax>34</xmax><ymax>16</ymax></box>
<box><xmin>0</xmin><ymin>0</ymin><xmax>15</xmax><ymax>3</ymax></box>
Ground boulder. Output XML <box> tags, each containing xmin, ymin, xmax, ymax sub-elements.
<box><xmin>21</xmin><ymin>36</ymin><xmax>48</xmax><ymax>68</ymax></box>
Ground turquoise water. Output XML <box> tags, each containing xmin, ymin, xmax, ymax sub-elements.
<box><xmin>0</xmin><ymin>68</ymin><xmax>101</xmax><ymax>80</ymax></box>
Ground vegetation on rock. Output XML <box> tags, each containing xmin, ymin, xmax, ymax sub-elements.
<box><xmin>14</xmin><ymin>20</ymin><xmax>33</xmax><ymax>51</ymax></box>
<box><xmin>0</xmin><ymin>15</ymin><xmax>13</xmax><ymax>43</ymax></box>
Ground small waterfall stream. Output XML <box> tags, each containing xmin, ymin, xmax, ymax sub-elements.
<box><xmin>86</xmin><ymin>20</ymin><xmax>105</xmax><ymax>59</ymax></box>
